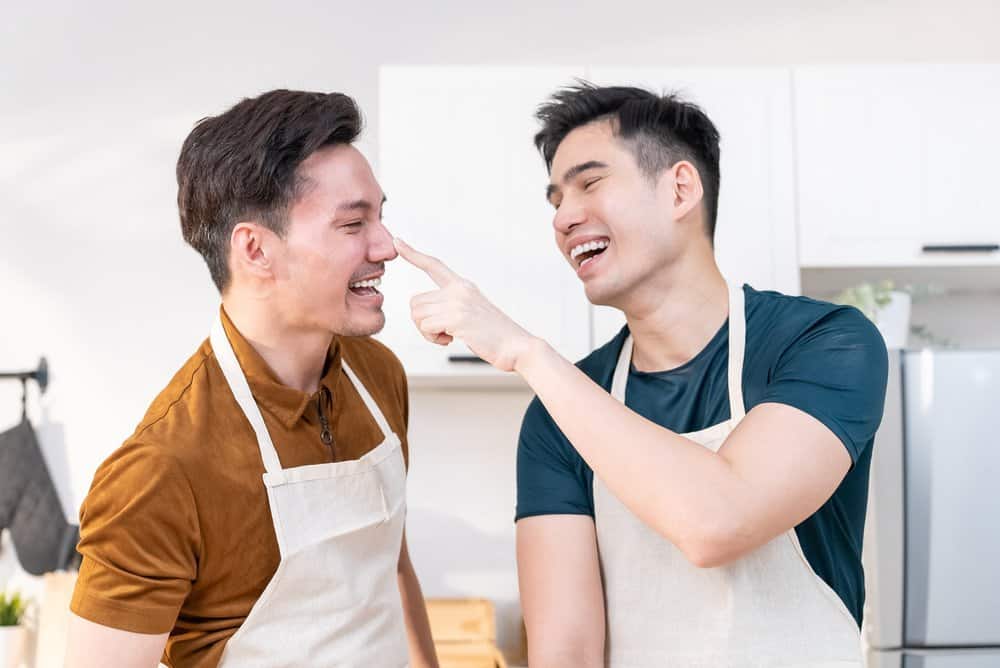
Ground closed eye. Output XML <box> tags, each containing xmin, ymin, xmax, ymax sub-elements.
<box><xmin>342</xmin><ymin>221</ymin><xmax>364</xmax><ymax>232</ymax></box>
<box><xmin>584</xmin><ymin>177</ymin><xmax>601</xmax><ymax>191</ymax></box>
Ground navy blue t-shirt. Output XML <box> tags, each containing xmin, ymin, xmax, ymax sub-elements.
<box><xmin>515</xmin><ymin>285</ymin><xmax>889</xmax><ymax>625</ymax></box>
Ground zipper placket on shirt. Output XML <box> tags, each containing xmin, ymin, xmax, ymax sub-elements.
<box><xmin>316</xmin><ymin>386</ymin><xmax>335</xmax><ymax>460</ymax></box>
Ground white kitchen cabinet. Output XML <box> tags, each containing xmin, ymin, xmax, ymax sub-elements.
<box><xmin>587</xmin><ymin>67</ymin><xmax>801</xmax><ymax>347</ymax></box>
<box><xmin>795</xmin><ymin>65</ymin><xmax>1000</xmax><ymax>268</ymax></box>
<box><xmin>377</xmin><ymin>67</ymin><xmax>591</xmax><ymax>381</ymax></box>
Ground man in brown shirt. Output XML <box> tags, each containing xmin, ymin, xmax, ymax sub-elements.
<box><xmin>66</xmin><ymin>90</ymin><xmax>439</xmax><ymax>667</ymax></box>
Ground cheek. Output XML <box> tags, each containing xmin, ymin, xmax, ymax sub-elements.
<box><xmin>603</xmin><ymin>198</ymin><xmax>673</xmax><ymax>269</ymax></box>
<box><xmin>596</xmin><ymin>180</ymin><xmax>644</xmax><ymax>225</ymax></box>
<box><xmin>285</xmin><ymin>244</ymin><xmax>324</xmax><ymax>283</ymax></box>
<box><xmin>599</xmin><ymin>193</ymin><xmax>642</xmax><ymax>243</ymax></box>
<box><xmin>291</xmin><ymin>235</ymin><xmax>358</xmax><ymax>278</ymax></box>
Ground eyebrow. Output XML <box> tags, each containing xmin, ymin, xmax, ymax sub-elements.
<box><xmin>336</xmin><ymin>194</ymin><xmax>388</xmax><ymax>214</ymax></box>
<box><xmin>545</xmin><ymin>161</ymin><xmax>609</xmax><ymax>201</ymax></box>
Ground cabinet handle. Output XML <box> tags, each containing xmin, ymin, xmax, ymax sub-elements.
<box><xmin>921</xmin><ymin>243</ymin><xmax>999</xmax><ymax>253</ymax></box>
<box><xmin>448</xmin><ymin>355</ymin><xmax>488</xmax><ymax>363</ymax></box>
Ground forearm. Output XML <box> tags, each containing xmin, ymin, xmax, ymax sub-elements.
<box><xmin>514</xmin><ymin>337</ymin><xmax>758</xmax><ymax>562</ymax></box>
<box><xmin>397</xmin><ymin>546</ymin><xmax>439</xmax><ymax>668</ymax></box>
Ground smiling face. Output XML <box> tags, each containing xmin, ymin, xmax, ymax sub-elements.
<box><xmin>547</xmin><ymin>120</ymin><xmax>703</xmax><ymax>309</ymax></box>
<box><xmin>269</xmin><ymin>143</ymin><xmax>397</xmax><ymax>337</ymax></box>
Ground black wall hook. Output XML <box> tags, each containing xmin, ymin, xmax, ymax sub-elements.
<box><xmin>1</xmin><ymin>357</ymin><xmax>50</xmax><ymax>421</ymax></box>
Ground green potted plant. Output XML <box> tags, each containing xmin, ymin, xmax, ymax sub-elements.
<box><xmin>0</xmin><ymin>591</ymin><xmax>28</xmax><ymax>668</ymax></box>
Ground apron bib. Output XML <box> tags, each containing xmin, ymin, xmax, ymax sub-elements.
<box><xmin>210</xmin><ymin>318</ymin><xmax>409</xmax><ymax>667</ymax></box>
<box><xmin>594</xmin><ymin>284</ymin><xmax>862</xmax><ymax>667</ymax></box>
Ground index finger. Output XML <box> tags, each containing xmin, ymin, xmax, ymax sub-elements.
<box><xmin>393</xmin><ymin>237</ymin><xmax>460</xmax><ymax>287</ymax></box>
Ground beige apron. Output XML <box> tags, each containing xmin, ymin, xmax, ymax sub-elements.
<box><xmin>594</xmin><ymin>284</ymin><xmax>862</xmax><ymax>667</ymax></box>
<box><xmin>210</xmin><ymin>318</ymin><xmax>409</xmax><ymax>667</ymax></box>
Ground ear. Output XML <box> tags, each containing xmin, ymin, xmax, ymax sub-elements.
<box><xmin>230</xmin><ymin>222</ymin><xmax>277</xmax><ymax>282</ymax></box>
<box><xmin>666</xmin><ymin>160</ymin><xmax>704</xmax><ymax>224</ymax></box>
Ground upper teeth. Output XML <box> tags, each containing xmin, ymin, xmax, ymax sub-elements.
<box><xmin>350</xmin><ymin>277</ymin><xmax>381</xmax><ymax>289</ymax></box>
<box><xmin>570</xmin><ymin>239</ymin><xmax>609</xmax><ymax>260</ymax></box>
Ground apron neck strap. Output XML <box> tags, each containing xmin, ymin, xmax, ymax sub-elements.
<box><xmin>726</xmin><ymin>283</ymin><xmax>747</xmax><ymax>422</ymax></box>
<box><xmin>211</xmin><ymin>315</ymin><xmax>399</xmax><ymax>475</ymax></box>
<box><xmin>610</xmin><ymin>282</ymin><xmax>747</xmax><ymax>422</ymax></box>
<box><xmin>609</xmin><ymin>334</ymin><xmax>633</xmax><ymax>400</ymax></box>
<box><xmin>211</xmin><ymin>318</ymin><xmax>283</xmax><ymax>475</ymax></box>
<box><xmin>340</xmin><ymin>361</ymin><xmax>394</xmax><ymax>440</ymax></box>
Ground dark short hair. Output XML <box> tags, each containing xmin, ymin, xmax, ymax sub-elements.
<box><xmin>176</xmin><ymin>89</ymin><xmax>363</xmax><ymax>291</ymax></box>
<box><xmin>535</xmin><ymin>83</ymin><xmax>721</xmax><ymax>241</ymax></box>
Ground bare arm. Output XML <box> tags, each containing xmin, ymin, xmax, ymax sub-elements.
<box><xmin>517</xmin><ymin>515</ymin><xmax>605</xmax><ymax>668</ymax></box>
<box><xmin>516</xmin><ymin>340</ymin><xmax>851</xmax><ymax>567</ymax></box>
<box><xmin>394</xmin><ymin>241</ymin><xmax>856</xmax><ymax>569</ymax></box>
<box><xmin>65</xmin><ymin>613</ymin><xmax>167</xmax><ymax>668</ymax></box>
<box><xmin>397</xmin><ymin>532</ymin><xmax>439</xmax><ymax>668</ymax></box>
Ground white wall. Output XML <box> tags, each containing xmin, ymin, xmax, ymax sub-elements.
<box><xmin>405</xmin><ymin>388</ymin><xmax>532</xmax><ymax>657</ymax></box>
<box><xmin>3</xmin><ymin>0</ymin><xmax>1000</xmax><ymax>659</ymax></box>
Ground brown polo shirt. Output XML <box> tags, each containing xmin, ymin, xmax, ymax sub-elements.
<box><xmin>71</xmin><ymin>308</ymin><xmax>409</xmax><ymax>667</ymax></box>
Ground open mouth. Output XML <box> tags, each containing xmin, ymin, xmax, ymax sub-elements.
<box><xmin>348</xmin><ymin>277</ymin><xmax>381</xmax><ymax>297</ymax></box>
<box><xmin>569</xmin><ymin>238</ymin><xmax>610</xmax><ymax>269</ymax></box>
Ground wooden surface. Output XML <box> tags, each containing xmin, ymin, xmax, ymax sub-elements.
<box><xmin>426</xmin><ymin>598</ymin><xmax>507</xmax><ymax>668</ymax></box>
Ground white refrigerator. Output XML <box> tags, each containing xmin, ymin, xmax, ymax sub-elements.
<box><xmin>864</xmin><ymin>349</ymin><xmax>1000</xmax><ymax>667</ymax></box>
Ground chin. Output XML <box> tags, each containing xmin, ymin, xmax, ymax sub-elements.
<box><xmin>583</xmin><ymin>282</ymin><xmax>619</xmax><ymax>308</ymax></box>
<box><xmin>335</xmin><ymin>311</ymin><xmax>386</xmax><ymax>337</ymax></box>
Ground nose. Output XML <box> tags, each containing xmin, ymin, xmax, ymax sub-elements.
<box><xmin>369</xmin><ymin>220</ymin><xmax>398</xmax><ymax>262</ymax></box>
<box><xmin>552</xmin><ymin>197</ymin><xmax>587</xmax><ymax>245</ymax></box>
<box><xmin>553</xmin><ymin>195</ymin><xmax>586</xmax><ymax>237</ymax></box>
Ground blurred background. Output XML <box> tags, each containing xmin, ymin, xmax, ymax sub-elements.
<box><xmin>2</xmin><ymin>1</ymin><xmax>1000</xmax><ymax>666</ymax></box>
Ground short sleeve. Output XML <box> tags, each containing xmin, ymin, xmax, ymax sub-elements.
<box><xmin>71</xmin><ymin>443</ymin><xmax>200</xmax><ymax>634</ymax></box>
<box><xmin>515</xmin><ymin>397</ymin><xmax>594</xmax><ymax>521</ymax></box>
<box><xmin>758</xmin><ymin>307</ymin><xmax>889</xmax><ymax>462</ymax></box>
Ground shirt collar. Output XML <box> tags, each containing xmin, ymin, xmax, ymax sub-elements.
<box><xmin>218</xmin><ymin>306</ymin><xmax>343</xmax><ymax>429</ymax></box>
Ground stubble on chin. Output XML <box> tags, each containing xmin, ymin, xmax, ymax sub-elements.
<box><xmin>335</xmin><ymin>310</ymin><xmax>386</xmax><ymax>338</ymax></box>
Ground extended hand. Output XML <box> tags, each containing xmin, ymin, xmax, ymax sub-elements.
<box><xmin>393</xmin><ymin>238</ymin><xmax>537</xmax><ymax>372</ymax></box>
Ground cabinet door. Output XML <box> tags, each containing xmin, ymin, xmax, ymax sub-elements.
<box><xmin>378</xmin><ymin>67</ymin><xmax>591</xmax><ymax>379</ymax></box>
<box><xmin>588</xmin><ymin>67</ymin><xmax>800</xmax><ymax>348</ymax></box>
<box><xmin>795</xmin><ymin>65</ymin><xmax>1000</xmax><ymax>267</ymax></box>
<box><xmin>922</xmin><ymin>65</ymin><xmax>1000</xmax><ymax>253</ymax></box>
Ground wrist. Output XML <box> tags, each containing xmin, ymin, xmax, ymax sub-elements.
<box><xmin>512</xmin><ymin>335</ymin><xmax>550</xmax><ymax>376</ymax></box>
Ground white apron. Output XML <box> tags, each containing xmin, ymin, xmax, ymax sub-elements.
<box><xmin>210</xmin><ymin>318</ymin><xmax>410</xmax><ymax>668</ymax></box>
<box><xmin>594</xmin><ymin>283</ymin><xmax>863</xmax><ymax>668</ymax></box>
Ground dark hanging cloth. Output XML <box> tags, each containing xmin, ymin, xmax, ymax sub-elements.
<box><xmin>0</xmin><ymin>419</ymin><xmax>80</xmax><ymax>574</ymax></box>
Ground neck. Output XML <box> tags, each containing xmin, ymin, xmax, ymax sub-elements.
<box><xmin>222</xmin><ymin>291</ymin><xmax>332</xmax><ymax>394</ymax></box>
<box><xmin>620</xmin><ymin>247</ymin><xmax>729</xmax><ymax>372</ymax></box>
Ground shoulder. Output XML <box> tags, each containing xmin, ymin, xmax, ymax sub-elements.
<box><xmin>340</xmin><ymin>336</ymin><xmax>406</xmax><ymax>387</ymax></box>
<box><xmin>744</xmin><ymin>286</ymin><xmax>885</xmax><ymax>356</ymax></box>
<box><xmin>124</xmin><ymin>339</ymin><xmax>218</xmax><ymax>463</ymax></box>
<box><xmin>746</xmin><ymin>287</ymin><xmax>889</xmax><ymax>459</ymax></box>
<box><xmin>81</xmin><ymin>340</ymin><xmax>218</xmax><ymax>515</ymax></box>
<box><xmin>745</xmin><ymin>285</ymin><xmax>850</xmax><ymax>327</ymax></box>
<box><xmin>339</xmin><ymin>336</ymin><xmax>409</xmax><ymax>430</ymax></box>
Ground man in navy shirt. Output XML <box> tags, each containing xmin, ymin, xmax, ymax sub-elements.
<box><xmin>394</xmin><ymin>83</ymin><xmax>887</xmax><ymax>667</ymax></box>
